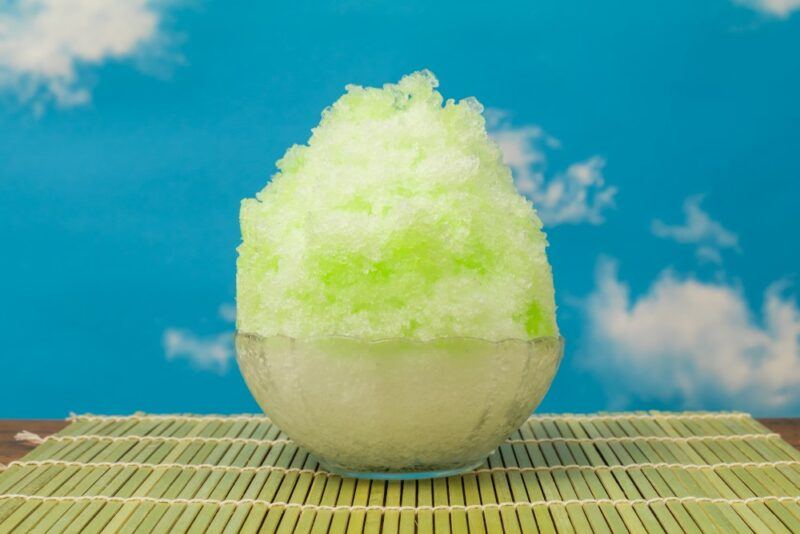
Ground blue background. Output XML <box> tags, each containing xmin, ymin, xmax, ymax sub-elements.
<box><xmin>2</xmin><ymin>1</ymin><xmax>798</xmax><ymax>417</ymax></box>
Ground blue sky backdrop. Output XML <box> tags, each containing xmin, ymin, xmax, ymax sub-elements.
<box><xmin>2</xmin><ymin>0</ymin><xmax>799</xmax><ymax>417</ymax></box>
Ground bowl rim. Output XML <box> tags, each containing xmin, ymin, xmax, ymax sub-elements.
<box><xmin>235</xmin><ymin>330</ymin><xmax>564</xmax><ymax>346</ymax></box>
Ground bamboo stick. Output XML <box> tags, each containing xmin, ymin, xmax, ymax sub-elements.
<box><xmin>497</xmin><ymin>444</ymin><xmax>538</xmax><ymax>533</ymax></box>
<box><xmin>550</xmin><ymin>419</ymin><xmax>620</xmax><ymax>534</ymax></box>
<box><xmin>328</xmin><ymin>470</ymin><xmax>357</xmax><ymax>533</ymax></box>
<box><xmin>124</xmin><ymin>421</ymin><xmax>226</xmax><ymax>533</ymax></box>
<box><xmin>555</xmin><ymin>418</ymin><xmax>628</xmax><ymax>534</ymax></box>
<box><xmin>0</xmin><ymin>418</ymin><xmax>103</xmax><ymax>495</ymax></box>
<box><xmin>1</xmin><ymin>437</ymin><xmax>114</xmax><ymax>529</ymax></box>
<box><xmin>113</xmin><ymin>421</ymin><xmax>215</xmax><ymax>533</ymax></box>
<box><xmin>417</xmin><ymin>477</ymin><xmax>435</xmax><ymax>534</ymax></box>
<box><xmin>307</xmin><ymin>470</ymin><xmax>341</xmax><ymax>533</ymax></box>
<box><xmin>511</xmin><ymin>426</ymin><xmax>556</xmax><ymax>533</ymax></box>
<box><xmin>82</xmin><ymin>420</ymin><xmax>230</xmax><ymax>533</ymax></box>
<box><xmin>685</xmin><ymin>415</ymin><xmax>795</xmax><ymax>530</ymax></box>
<box><xmin>586</xmin><ymin>418</ymin><xmax>669</xmax><ymax>534</ymax></box>
<box><xmin>204</xmin><ymin>424</ymin><xmax>279</xmax><ymax>533</ymax></box>
<box><xmin>432</xmin><ymin>472</ymin><xmax>450</xmax><ymax>534</ymax></box>
<box><xmin>258</xmin><ymin>447</ymin><xmax>307</xmax><ymax>533</ymax></box>
<box><xmin>623</xmin><ymin>416</ymin><xmax>725</xmax><ymax>534</ymax></box>
<box><xmin>565</xmin><ymin>437</ymin><xmax>636</xmax><ymax>532</ymax></box>
<box><xmin>619</xmin><ymin>418</ymin><xmax>715</xmax><ymax>534</ymax></box>
<box><xmin>150</xmin><ymin>420</ymin><xmax>257</xmax><ymax>533</ymax></box>
<box><xmin>380</xmin><ymin>480</ymin><xmax>400</xmax><ymax>533</ymax></box>
<box><xmin>237</xmin><ymin>440</ymin><xmax>302</xmax><ymax>532</ymax></box>
<box><xmin>287</xmin><ymin>460</ymin><xmax>327</xmax><ymax>534</ymax></box>
<box><xmin>462</xmin><ymin>472</ymin><xmax>488</xmax><ymax>533</ymax></box>
<box><xmin>486</xmin><ymin>449</ymin><xmax>521</xmax><ymax>533</ymax></box>
<box><xmin>57</xmin><ymin>418</ymin><xmax>196</xmax><ymax>533</ymax></box>
<box><xmin>629</xmin><ymin>420</ymin><xmax>719</xmax><ymax>533</ymax></box>
<box><xmin>6</xmin><ymin>422</ymin><xmax>181</xmax><ymax>527</ymax></box>
<box><xmin>618</xmin><ymin>417</ymin><xmax>699</xmax><ymax>533</ymax></box>
<box><xmin>221</xmin><ymin>421</ymin><xmax>286</xmax><ymax>533</ymax></box>
<box><xmin>574</xmin><ymin>419</ymin><xmax>648</xmax><ymax>533</ymax></box>
<box><xmin>0</xmin><ymin>418</ymin><xmax>116</xmax><ymax>525</ymax></box>
<box><xmin>699</xmin><ymin>416</ymin><xmax>800</xmax><ymax>531</ymax></box>
<box><xmin>523</xmin><ymin>418</ymin><xmax>577</xmax><ymax>533</ymax></box>
<box><xmin>133</xmin><ymin>420</ymin><xmax>228</xmax><ymax>533</ymax></box>
<box><xmin>272</xmin><ymin>454</ymin><xmax>320</xmax><ymax>534</ymax></box>
<box><xmin>105</xmin><ymin>419</ymin><xmax>215</xmax><ymax>533</ymax></box>
<box><xmin>689</xmin><ymin>416</ymin><xmax>797</xmax><ymax>529</ymax></box>
<box><xmin>544</xmin><ymin>418</ymin><xmax>612</xmax><ymax>534</ymax></box>
<box><xmin>0</xmin><ymin>420</ymin><xmax>118</xmax><ymax>528</ymax></box>
<box><xmin>181</xmin><ymin>420</ymin><xmax>268</xmax><ymax>533</ymax></box>
<box><xmin>164</xmin><ymin>420</ymin><xmax>259</xmax><ymax>533</ymax></box>
<box><xmin>446</xmin><ymin>472</ymin><xmax>469</xmax><ymax>533</ymax></box>
<box><xmin>398</xmin><ymin>478</ymin><xmax>416</xmax><ymax>534</ymax></box>
<box><xmin>644</xmin><ymin>415</ymin><xmax>751</xmax><ymax>533</ymax></box>
<box><xmin>363</xmin><ymin>480</ymin><xmax>385</xmax><ymax>533</ymax></box>
<box><xmin>344</xmin><ymin>477</ymin><xmax>371</xmax><ymax>533</ymax></box>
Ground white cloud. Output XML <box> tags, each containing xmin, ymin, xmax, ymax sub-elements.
<box><xmin>163</xmin><ymin>302</ymin><xmax>236</xmax><ymax>373</ymax></box>
<box><xmin>736</xmin><ymin>0</ymin><xmax>800</xmax><ymax>18</ymax></box>
<box><xmin>488</xmin><ymin>111</ymin><xmax>616</xmax><ymax>226</ymax></box>
<box><xmin>583</xmin><ymin>258</ymin><xmax>800</xmax><ymax>414</ymax></box>
<box><xmin>0</xmin><ymin>0</ymin><xmax>172</xmax><ymax>109</ymax></box>
<box><xmin>651</xmin><ymin>195</ymin><xmax>739</xmax><ymax>264</ymax></box>
<box><xmin>163</xmin><ymin>329</ymin><xmax>233</xmax><ymax>374</ymax></box>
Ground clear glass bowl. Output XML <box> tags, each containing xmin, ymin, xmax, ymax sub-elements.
<box><xmin>235</xmin><ymin>333</ymin><xmax>563</xmax><ymax>479</ymax></box>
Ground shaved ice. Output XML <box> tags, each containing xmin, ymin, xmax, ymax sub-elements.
<box><xmin>237</xmin><ymin>70</ymin><xmax>557</xmax><ymax>340</ymax></box>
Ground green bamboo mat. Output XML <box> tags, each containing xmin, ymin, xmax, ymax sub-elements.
<box><xmin>1</xmin><ymin>412</ymin><xmax>799</xmax><ymax>533</ymax></box>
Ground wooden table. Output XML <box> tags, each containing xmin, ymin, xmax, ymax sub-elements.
<box><xmin>2</xmin><ymin>418</ymin><xmax>799</xmax><ymax>466</ymax></box>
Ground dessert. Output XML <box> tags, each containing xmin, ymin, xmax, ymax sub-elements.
<box><xmin>237</xmin><ymin>70</ymin><xmax>557</xmax><ymax>341</ymax></box>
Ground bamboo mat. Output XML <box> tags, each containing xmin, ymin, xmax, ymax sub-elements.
<box><xmin>1</xmin><ymin>412</ymin><xmax>800</xmax><ymax>533</ymax></box>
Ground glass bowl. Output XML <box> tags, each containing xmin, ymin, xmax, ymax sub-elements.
<box><xmin>235</xmin><ymin>333</ymin><xmax>563</xmax><ymax>479</ymax></box>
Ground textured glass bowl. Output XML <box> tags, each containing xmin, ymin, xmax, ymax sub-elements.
<box><xmin>235</xmin><ymin>333</ymin><xmax>563</xmax><ymax>479</ymax></box>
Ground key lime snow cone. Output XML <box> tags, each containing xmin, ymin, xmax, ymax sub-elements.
<box><xmin>235</xmin><ymin>71</ymin><xmax>563</xmax><ymax>478</ymax></box>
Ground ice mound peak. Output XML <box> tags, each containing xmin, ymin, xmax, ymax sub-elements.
<box><xmin>237</xmin><ymin>70</ymin><xmax>557</xmax><ymax>341</ymax></box>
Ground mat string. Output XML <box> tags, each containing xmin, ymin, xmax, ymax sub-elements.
<box><xmin>2</xmin><ymin>459</ymin><xmax>799</xmax><ymax>477</ymax></box>
<box><xmin>16</xmin><ymin>431</ymin><xmax>781</xmax><ymax>448</ymax></box>
<box><xmin>66</xmin><ymin>411</ymin><xmax>751</xmax><ymax>424</ymax></box>
<box><xmin>66</xmin><ymin>412</ymin><xmax>272</xmax><ymax>424</ymax></box>
<box><xmin>16</xmin><ymin>433</ymin><xmax>294</xmax><ymax>446</ymax></box>
<box><xmin>13</xmin><ymin>431</ymin><xmax>45</xmax><ymax>445</ymax></box>
<box><xmin>0</xmin><ymin>493</ymin><xmax>797</xmax><ymax>511</ymax></box>
<box><xmin>505</xmin><ymin>433</ymin><xmax>782</xmax><ymax>444</ymax></box>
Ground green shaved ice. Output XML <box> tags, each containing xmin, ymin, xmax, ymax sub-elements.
<box><xmin>237</xmin><ymin>70</ymin><xmax>558</xmax><ymax>341</ymax></box>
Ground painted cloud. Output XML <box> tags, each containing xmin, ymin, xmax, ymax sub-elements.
<box><xmin>583</xmin><ymin>258</ymin><xmax>800</xmax><ymax>414</ymax></box>
<box><xmin>488</xmin><ymin>111</ymin><xmax>616</xmax><ymax>226</ymax></box>
<box><xmin>0</xmin><ymin>0</ymin><xmax>173</xmax><ymax>110</ymax></box>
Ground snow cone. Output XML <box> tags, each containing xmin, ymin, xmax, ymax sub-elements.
<box><xmin>235</xmin><ymin>71</ymin><xmax>563</xmax><ymax>478</ymax></box>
